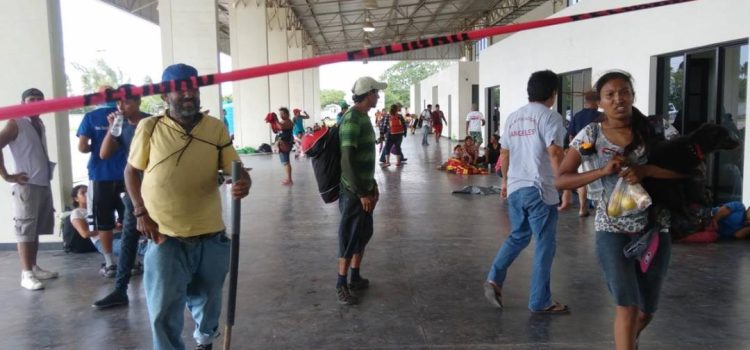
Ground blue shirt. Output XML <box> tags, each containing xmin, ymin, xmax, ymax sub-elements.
<box><xmin>115</xmin><ymin>113</ymin><xmax>151</xmax><ymax>154</ymax></box>
<box><xmin>293</xmin><ymin>116</ymin><xmax>305</xmax><ymax>135</ymax></box>
<box><xmin>713</xmin><ymin>201</ymin><xmax>746</xmax><ymax>238</ymax></box>
<box><xmin>76</xmin><ymin>106</ymin><xmax>126</xmax><ymax>181</ymax></box>
<box><xmin>567</xmin><ymin>108</ymin><xmax>601</xmax><ymax>140</ymax></box>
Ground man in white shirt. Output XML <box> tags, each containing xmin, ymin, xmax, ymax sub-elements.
<box><xmin>420</xmin><ymin>104</ymin><xmax>433</xmax><ymax>146</ymax></box>
<box><xmin>466</xmin><ymin>105</ymin><xmax>486</xmax><ymax>147</ymax></box>
<box><xmin>484</xmin><ymin>70</ymin><xmax>569</xmax><ymax>314</ymax></box>
<box><xmin>0</xmin><ymin>88</ymin><xmax>59</xmax><ymax>290</ymax></box>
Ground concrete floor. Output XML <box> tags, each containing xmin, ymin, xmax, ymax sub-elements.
<box><xmin>2</xmin><ymin>130</ymin><xmax>750</xmax><ymax>349</ymax></box>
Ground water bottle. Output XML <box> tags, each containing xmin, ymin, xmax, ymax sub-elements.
<box><xmin>111</xmin><ymin>112</ymin><xmax>124</xmax><ymax>137</ymax></box>
<box><xmin>581</xmin><ymin>154</ymin><xmax>604</xmax><ymax>195</ymax></box>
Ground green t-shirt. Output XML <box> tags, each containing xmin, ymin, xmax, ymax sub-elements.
<box><xmin>339</xmin><ymin>108</ymin><xmax>376</xmax><ymax>194</ymax></box>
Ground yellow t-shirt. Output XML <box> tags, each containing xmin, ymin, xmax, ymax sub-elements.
<box><xmin>128</xmin><ymin>114</ymin><xmax>239</xmax><ymax>237</ymax></box>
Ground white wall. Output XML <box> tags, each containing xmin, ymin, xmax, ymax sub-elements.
<box><xmin>417</xmin><ymin>62</ymin><xmax>479</xmax><ymax>140</ymax></box>
<box><xmin>0</xmin><ymin>1</ymin><xmax>71</xmax><ymax>243</ymax></box>
<box><xmin>479</xmin><ymin>0</ymin><xmax>750</xmax><ymax>200</ymax></box>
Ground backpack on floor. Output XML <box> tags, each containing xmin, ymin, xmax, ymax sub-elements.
<box><xmin>61</xmin><ymin>214</ymin><xmax>97</xmax><ymax>253</ymax></box>
<box><xmin>301</xmin><ymin>126</ymin><xmax>341</xmax><ymax>203</ymax></box>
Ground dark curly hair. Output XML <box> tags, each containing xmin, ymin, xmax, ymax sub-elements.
<box><xmin>594</xmin><ymin>71</ymin><xmax>655</xmax><ymax>156</ymax></box>
<box><xmin>70</xmin><ymin>184</ymin><xmax>87</xmax><ymax>208</ymax></box>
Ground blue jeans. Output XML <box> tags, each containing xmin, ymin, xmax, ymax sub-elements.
<box><xmin>94</xmin><ymin>232</ymin><xmax>146</xmax><ymax>258</ymax></box>
<box><xmin>379</xmin><ymin>133</ymin><xmax>404</xmax><ymax>162</ymax></box>
<box><xmin>421</xmin><ymin>125</ymin><xmax>431</xmax><ymax>145</ymax></box>
<box><xmin>115</xmin><ymin>194</ymin><xmax>142</xmax><ymax>292</ymax></box>
<box><xmin>144</xmin><ymin>232</ymin><xmax>230</xmax><ymax>350</ymax></box>
<box><xmin>487</xmin><ymin>186</ymin><xmax>558</xmax><ymax>311</ymax></box>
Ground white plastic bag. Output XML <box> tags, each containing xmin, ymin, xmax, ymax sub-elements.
<box><xmin>607</xmin><ymin>177</ymin><xmax>652</xmax><ymax>217</ymax></box>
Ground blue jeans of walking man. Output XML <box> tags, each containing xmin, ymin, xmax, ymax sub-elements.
<box><xmin>421</xmin><ymin>125</ymin><xmax>431</xmax><ymax>145</ymax></box>
<box><xmin>115</xmin><ymin>194</ymin><xmax>141</xmax><ymax>292</ymax></box>
<box><xmin>144</xmin><ymin>232</ymin><xmax>230</xmax><ymax>350</ymax></box>
<box><xmin>487</xmin><ymin>186</ymin><xmax>558</xmax><ymax>311</ymax></box>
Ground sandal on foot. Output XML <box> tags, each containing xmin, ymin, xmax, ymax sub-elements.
<box><xmin>531</xmin><ymin>301</ymin><xmax>569</xmax><ymax>314</ymax></box>
<box><xmin>483</xmin><ymin>281</ymin><xmax>503</xmax><ymax>309</ymax></box>
<box><xmin>281</xmin><ymin>179</ymin><xmax>293</xmax><ymax>185</ymax></box>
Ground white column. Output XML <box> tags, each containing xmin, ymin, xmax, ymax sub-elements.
<box><xmin>312</xmin><ymin>67</ymin><xmax>321</xmax><ymax>120</ymax></box>
<box><xmin>267</xmin><ymin>7</ymin><xmax>289</xmax><ymax>111</ymax></box>
<box><xmin>229</xmin><ymin>1</ymin><xmax>271</xmax><ymax>147</ymax></box>
<box><xmin>0</xmin><ymin>1</ymin><xmax>71</xmax><ymax>243</ymax></box>
<box><xmin>287</xmin><ymin>30</ymin><xmax>305</xmax><ymax>113</ymax></box>
<box><xmin>302</xmin><ymin>45</ymin><xmax>315</xmax><ymax>119</ymax></box>
<box><xmin>159</xmin><ymin>0</ymin><xmax>222</xmax><ymax>119</ymax></box>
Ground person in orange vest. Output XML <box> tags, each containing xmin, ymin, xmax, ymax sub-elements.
<box><xmin>378</xmin><ymin>104</ymin><xmax>407</xmax><ymax>167</ymax></box>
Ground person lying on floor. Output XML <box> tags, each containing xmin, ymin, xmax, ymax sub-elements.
<box><xmin>680</xmin><ymin>201</ymin><xmax>750</xmax><ymax>243</ymax></box>
<box><xmin>69</xmin><ymin>184</ymin><xmax>146</xmax><ymax>276</ymax></box>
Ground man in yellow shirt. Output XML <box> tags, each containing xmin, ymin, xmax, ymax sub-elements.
<box><xmin>125</xmin><ymin>63</ymin><xmax>251</xmax><ymax>350</ymax></box>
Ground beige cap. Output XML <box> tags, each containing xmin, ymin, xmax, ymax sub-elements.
<box><xmin>351</xmin><ymin>76</ymin><xmax>387</xmax><ymax>96</ymax></box>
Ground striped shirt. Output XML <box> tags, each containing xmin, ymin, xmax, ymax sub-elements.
<box><xmin>339</xmin><ymin>108</ymin><xmax>376</xmax><ymax>195</ymax></box>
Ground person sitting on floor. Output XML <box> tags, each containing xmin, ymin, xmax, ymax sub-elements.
<box><xmin>463</xmin><ymin>136</ymin><xmax>480</xmax><ymax>165</ymax></box>
<box><xmin>69</xmin><ymin>184</ymin><xmax>145</xmax><ymax>275</ymax></box>
<box><xmin>679</xmin><ymin>201</ymin><xmax>750</xmax><ymax>243</ymax></box>
<box><xmin>437</xmin><ymin>144</ymin><xmax>488</xmax><ymax>175</ymax></box>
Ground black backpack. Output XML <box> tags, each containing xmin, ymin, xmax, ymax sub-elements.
<box><xmin>302</xmin><ymin>126</ymin><xmax>341</xmax><ymax>203</ymax></box>
<box><xmin>61</xmin><ymin>214</ymin><xmax>97</xmax><ymax>253</ymax></box>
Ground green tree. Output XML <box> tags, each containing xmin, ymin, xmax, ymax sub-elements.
<box><xmin>71</xmin><ymin>58</ymin><xmax>125</xmax><ymax>92</ymax></box>
<box><xmin>139</xmin><ymin>75</ymin><xmax>164</xmax><ymax>114</ymax></box>
<box><xmin>320</xmin><ymin>89</ymin><xmax>346</xmax><ymax>108</ymax></box>
<box><xmin>379</xmin><ymin>61</ymin><xmax>452</xmax><ymax>106</ymax></box>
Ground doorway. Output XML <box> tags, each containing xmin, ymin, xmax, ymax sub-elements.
<box><xmin>447</xmin><ymin>94</ymin><xmax>452</xmax><ymax>139</ymax></box>
<box><xmin>486</xmin><ymin>86</ymin><xmax>500</xmax><ymax>139</ymax></box>
<box><xmin>657</xmin><ymin>41</ymin><xmax>748</xmax><ymax>203</ymax></box>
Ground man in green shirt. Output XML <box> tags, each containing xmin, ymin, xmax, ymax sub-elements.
<box><xmin>336</xmin><ymin>76</ymin><xmax>385</xmax><ymax>305</ymax></box>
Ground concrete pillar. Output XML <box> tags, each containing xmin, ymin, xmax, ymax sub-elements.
<box><xmin>159</xmin><ymin>0</ymin><xmax>222</xmax><ymax>119</ymax></box>
<box><xmin>288</xmin><ymin>30</ymin><xmax>305</xmax><ymax>113</ymax></box>
<box><xmin>0</xmin><ymin>1</ymin><xmax>71</xmax><ymax>243</ymax></box>
<box><xmin>267</xmin><ymin>6</ymin><xmax>289</xmax><ymax>111</ymax></box>
<box><xmin>229</xmin><ymin>1</ymin><xmax>271</xmax><ymax>147</ymax></box>
<box><xmin>410</xmin><ymin>83</ymin><xmax>421</xmax><ymax>118</ymax></box>
<box><xmin>312</xmin><ymin>67</ymin><xmax>321</xmax><ymax>120</ymax></box>
<box><xmin>302</xmin><ymin>45</ymin><xmax>316</xmax><ymax>119</ymax></box>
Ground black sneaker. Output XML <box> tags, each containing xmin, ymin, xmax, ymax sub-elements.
<box><xmin>92</xmin><ymin>290</ymin><xmax>129</xmax><ymax>309</ymax></box>
<box><xmin>195</xmin><ymin>343</ymin><xmax>212</xmax><ymax>350</ymax></box>
<box><xmin>348</xmin><ymin>278</ymin><xmax>370</xmax><ymax>291</ymax></box>
<box><xmin>336</xmin><ymin>286</ymin><xmax>358</xmax><ymax>305</ymax></box>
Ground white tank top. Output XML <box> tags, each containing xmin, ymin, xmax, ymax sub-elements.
<box><xmin>8</xmin><ymin>117</ymin><xmax>51</xmax><ymax>186</ymax></box>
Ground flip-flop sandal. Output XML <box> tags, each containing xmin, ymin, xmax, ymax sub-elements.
<box><xmin>531</xmin><ymin>301</ymin><xmax>569</xmax><ymax>314</ymax></box>
<box><xmin>483</xmin><ymin>282</ymin><xmax>503</xmax><ymax>309</ymax></box>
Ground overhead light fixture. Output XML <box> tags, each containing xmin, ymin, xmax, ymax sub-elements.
<box><xmin>364</xmin><ymin>0</ymin><xmax>378</xmax><ymax>10</ymax></box>
<box><xmin>363</xmin><ymin>17</ymin><xmax>375</xmax><ymax>32</ymax></box>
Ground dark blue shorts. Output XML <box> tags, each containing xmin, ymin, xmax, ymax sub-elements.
<box><xmin>338</xmin><ymin>187</ymin><xmax>374</xmax><ymax>259</ymax></box>
<box><xmin>596</xmin><ymin>231</ymin><xmax>671</xmax><ymax>314</ymax></box>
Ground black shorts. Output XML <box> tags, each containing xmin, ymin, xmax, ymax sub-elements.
<box><xmin>87</xmin><ymin>180</ymin><xmax>126</xmax><ymax>231</ymax></box>
<box><xmin>338</xmin><ymin>187</ymin><xmax>374</xmax><ymax>259</ymax></box>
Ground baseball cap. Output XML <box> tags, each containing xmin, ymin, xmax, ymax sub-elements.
<box><xmin>162</xmin><ymin>63</ymin><xmax>198</xmax><ymax>82</ymax></box>
<box><xmin>351</xmin><ymin>76</ymin><xmax>387</xmax><ymax>96</ymax></box>
<box><xmin>21</xmin><ymin>88</ymin><xmax>44</xmax><ymax>101</ymax></box>
<box><xmin>338</xmin><ymin>101</ymin><xmax>350</xmax><ymax>109</ymax></box>
<box><xmin>118</xmin><ymin>84</ymin><xmax>141</xmax><ymax>100</ymax></box>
